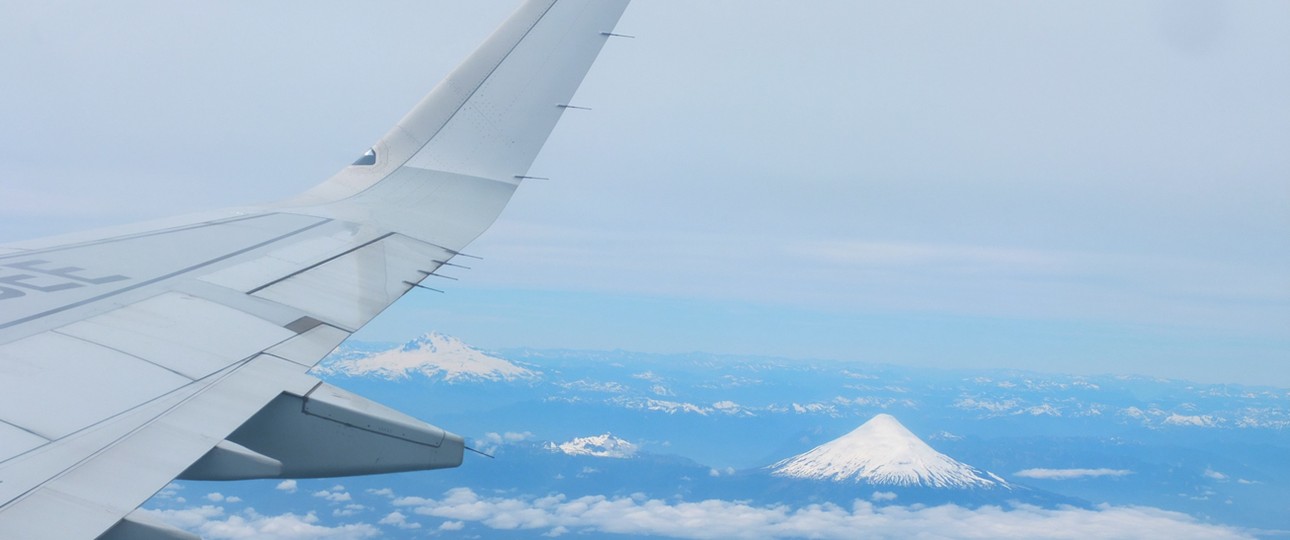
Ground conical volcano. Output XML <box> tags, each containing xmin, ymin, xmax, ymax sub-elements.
<box><xmin>770</xmin><ymin>414</ymin><xmax>1007</xmax><ymax>489</ymax></box>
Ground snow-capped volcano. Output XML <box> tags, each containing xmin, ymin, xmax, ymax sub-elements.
<box><xmin>317</xmin><ymin>332</ymin><xmax>538</xmax><ymax>382</ymax></box>
<box><xmin>548</xmin><ymin>434</ymin><xmax>638</xmax><ymax>459</ymax></box>
<box><xmin>770</xmin><ymin>414</ymin><xmax>1007</xmax><ymax>489</ymax></box>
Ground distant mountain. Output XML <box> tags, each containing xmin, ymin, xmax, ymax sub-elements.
<box><xmin>549</xmin><ymin>434</ymin><xmax>639</xmax><ymax>459</ymax></box>
<box><xmin>315</xmin><ymin>332</ymin><xmax>538</xmax><ymax>382</ymax></box>
<box><xmin>770</xmin><ymin>414</ymin><xmax>1007</xmax><ymax>489</ymax></box>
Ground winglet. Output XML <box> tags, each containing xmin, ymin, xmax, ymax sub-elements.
<box><xmin>294</xmin><ymin>0</ymin><xmax>631</xmax><ymax>205</ymax></box>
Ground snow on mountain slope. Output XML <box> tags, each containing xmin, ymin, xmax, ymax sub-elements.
<box><xmin>548</xmin><ymin>434</ymin><xmax>639</xmax><ymax>458</ymax></box>
<box><xmin>317</xmin><ymin>332</ymin><xmax>538</xmax><ymax>382</ymax></box>
<box><xmin>771</xmin><ymin>414</ymin><xmax>1007</xmax><ymax>489</ymax></box>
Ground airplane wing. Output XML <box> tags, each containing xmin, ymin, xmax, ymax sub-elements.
<box><xmin>0</xmin><ymin>1</ymin><xmax>631</xmax><ymax>538</ymax></box>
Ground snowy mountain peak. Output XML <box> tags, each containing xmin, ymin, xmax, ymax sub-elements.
<box><xmin>770</xmin><ymin>414</ymin><xmax>1006</xmax><ymax>489</ymax></box>
<box><xmin>318</xmin><ymin>332</ymin><xmax>538</xmax><ymax>382</ymax></box>
<box><xmin>548</xmin><ymin>434</ymin><xmax>638</xmax><ymax>459</ymax></box>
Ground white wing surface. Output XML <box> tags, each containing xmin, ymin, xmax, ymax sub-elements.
<box><xmin>0</xmin><ymin>1</ymin><xmax>631</xmax><ymax>538</ymax></box>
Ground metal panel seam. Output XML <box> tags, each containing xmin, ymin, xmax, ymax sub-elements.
<box><xmin>48</xmin><ymin>330</ymin><xmax>196</xmax><ymax>382</ymax></box>
<box><xmin>260</xmin><ymin>352</ymin><xmax>314</xmax><ymax>369</ymax></box>
<box><xmin>246</xmin><ymin>232</ymin><xmax>396</xmax><ymax>295</ymax></box>
<box><xmin>0</xmin><ymin>213</ymin><xmax>289</xmax><ymax>262</ymax></box>
<box><xmin>0</xmin><ymin>218</ymin><xmax>333</xmax><ymax>331</ymax></box>
<box><xmin>0</xmin><ymin>419</ymin><xmax>50</xmax><ymax>445</ymax></box>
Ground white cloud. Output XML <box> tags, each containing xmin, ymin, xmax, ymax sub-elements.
<box><xmin>140</xmin><ymin>506</ymin><xmax>379</xmax><ymax>539</ymax></box>
<box><xmin>439</xmin><ymin>520</ymin><xmax>465</xmax><ymax>531</ymax></box>
<box><xmin>954</xmin><ymin>398</ymin><xmax>1020</xmax><ymax>414</ymax></box>
<box><xmin>313</xmin><ymin>489</ymin><xmax>353</xmax><ymax>503</ymax></box>
<box><xmin>1014</xmin><ymin>468</ymin><xmax>1133</xmax><ymax>480</ymax></box>
<box><xmin>392</xmin><ymin>488</ymin><xmax>1249</xmax><ymax>540</ymax></box>
<box><xmin>333</xmin><ymin>504</ymin><xmax>367</xmax><ymax>517</ymax></box>
<box><xmin>367</xmin><ymin>488</ymin><xmax>396</xmax><ymax>498</ymax></box>
<box><xmin>712</xmin><ymin>401</ymin><xmax>749</xmax><ymax>416</ymax></box>
<box><xmin>1204</xmin><ymin>469</ymin><xmax>1228</xmax><ymax>481</ymax></box>
<box><xmin>558</xmin><ymin>379</ymin><xmax>628</xmax><ymax>393</ymax></box>
<box><xmin>871</xmin><ymin>492</ymin><xmax>898</xmax><ymax>502</ymax></box>
<box><xmin>275</xmin><ymin>480</ymin><xmax>298</xmax><ymax>493</ymax></box>
<box><xmin>155</xmin><ymin>482</ymin><xmax>185</xmax><ymax>500</ymax></box>
<box><xmin>704</xmin><ymin>466</ymin><xmax>739</xmax><ymax>478</ymax></box>
<box><xmin>476</xmin><ymin>431</ymin><xmax>536</xmax><ymax>454</ymax></box>
<box><xmin>479</xmin><ymin>431</ymin><xmax>535</xmax><ymax>445</ymax></box>
<box><xmin>378</xmin><ymin>511</ymin><xmax>422</xmax><ymax>530</ymax></box>
<box><xmin>141</xmin><ymin>505</ymin><xmax>224</xmax><ymax>530</ymax></box>
<box><xmin>198</xmin><ymin>493</ymin><xmax>240</xmax><ymax>504</ymax></box>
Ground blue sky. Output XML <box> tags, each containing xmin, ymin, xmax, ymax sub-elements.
<box><xmin>1</xmin><ymin>1</ymin><xmax>1286</xmax><ymax>385</ymax></box>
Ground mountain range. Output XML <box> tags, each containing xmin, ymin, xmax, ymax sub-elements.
<box><xmin>140</xmin><ymin>332</ymin><xmax>1289</xmax><ymax>537</ymax></box>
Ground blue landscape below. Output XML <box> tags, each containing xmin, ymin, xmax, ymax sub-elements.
<box><xmin>145</xmin><ymin>333</ymin><xmax>1290</xmax><ymax>538</ymax></box>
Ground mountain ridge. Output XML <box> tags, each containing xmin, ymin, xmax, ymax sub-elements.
<box><xmin>315</xmin><ymin>332</ymin><xmax>539</xmax><ymax>382</ymax></box>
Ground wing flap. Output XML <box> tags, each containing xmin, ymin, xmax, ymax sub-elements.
<box><xmin>55</xmin><ymin>292</ymin><xmax>295</xmax><ymax>379</ymax></box>
<box><xmin>0</xmin><ymin>332</ymin><xmax>189</xmax><ymax>440</ymax></box>
<box><xmin>0</xmin><ymin>379</ymin><xmax>203</xmax><ymax>509</ymax></box>
<box><xmin>0</xmin><ymin>356</ymin><xmax>317</xmax><ymax>540</ymax></box>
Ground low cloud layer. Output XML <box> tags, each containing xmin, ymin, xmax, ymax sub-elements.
<box><xmin>140</xmin><ymin>506</ymin><xmax>377</xmax><ymax>540</ymax></box>
<box><xmin>145</xmin><ymin>483</ymin><xmax>1248</xmax><ymax>540</ymax></box>
<box><xmin>391</xmin><ymin>487</ymin><xmax>1249</xmax><ymax>540</ymax></box>
<box><xmin>1015</xmin><ymin>468</ymin><xmax>1134</xmax><ymax>480</ymax></box>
